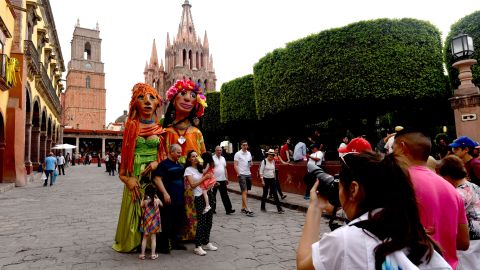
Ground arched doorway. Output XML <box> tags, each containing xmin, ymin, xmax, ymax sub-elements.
<box><xmin>0</xmin><ymin>112</ymin><xmax>5</xmax><ymax>183</ymax></box>
<box><xmin>30</xmin><ymin>101</ymin><xmax>41</xmax><ymax>169</ymax></box>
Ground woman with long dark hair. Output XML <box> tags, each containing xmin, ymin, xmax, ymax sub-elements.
<box><xmin>297</xmin><ymin>151</ymin><xmax>450</xmax><ymax>270</ymax></box>
<box><xmin>184</xmin><ymin>150</ymin><xmax>217</xmax><ymax>256</ymax></box>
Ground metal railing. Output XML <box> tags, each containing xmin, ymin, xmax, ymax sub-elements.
<box><xmin>38</xmin><ymin>64</ymin><xmax>61</xmax><ymax>114</ymax></box>
<box><xmin>24</xmin><ymin>40</ymin><xmax>40</xmax><ymax>76</ymax></box>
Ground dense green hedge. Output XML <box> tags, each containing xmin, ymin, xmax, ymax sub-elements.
<box><xmin>220</xmin><ymin>74</ymin><xmax>257</xmax><ymax>123</ymax></box>
<box><xmin>201</xmin><ymin>91</ymin><xmax>221</xmax><ymax>132</ymax></box>
<box><xmin>254</xmin><ymin>18</ymin><xmax>446</xmax><ymax>120</ymax></box>
<box><xmin>445</xmin><ymin>11</ymin><xmax>480</xmax><ymax>89</ymax></box>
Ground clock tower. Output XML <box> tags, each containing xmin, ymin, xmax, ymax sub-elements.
<box><xmin>63</xmin><ymin>22</ymin><xmax>106</xmax><ymax>130</ymax></box>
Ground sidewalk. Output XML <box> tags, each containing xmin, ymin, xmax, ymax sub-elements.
<box><xmin>227</xmin><ymin>183</ymin><xmax>309</xmax><ymax>212</ymax></box>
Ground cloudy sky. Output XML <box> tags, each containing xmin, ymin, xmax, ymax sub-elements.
<box><xmin>49</xmin><ymin>0</ymin><xmax>480</xmax><ymax>124</ymax></box>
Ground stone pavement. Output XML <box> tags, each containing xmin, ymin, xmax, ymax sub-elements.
<box><xmin>0</xmin><ymin>164</ymin><xmax>332</xmax><ymax>270</ymax></box>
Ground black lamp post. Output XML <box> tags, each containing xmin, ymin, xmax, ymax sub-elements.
<box><xmin>451</xmin><ymin>34</ymin><xmax>475</xmax><ymax>60</ymax></box>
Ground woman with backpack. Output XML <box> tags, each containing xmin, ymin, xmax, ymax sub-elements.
<box><xmin>259</xmin><ymin>149</ymin><xmax>284</xmax><ymax>214</ymax></box>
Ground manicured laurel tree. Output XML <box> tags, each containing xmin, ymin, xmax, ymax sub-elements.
<box><xmin>202</xmin><ymin>91</ymin><xmax>221</xmax><ymax>132</ymax></box>
<box><xmin>254</xmin><ymin>18</ymin><xmax>446</xmax><ymax>120</ymax></box>
<box><xmin>220</xmin><ymin>74</ymin><xmax>257</xmax><ymax>123</ymax></box>
<box><xmin>445</xmin><ymin>10</ymin><xmax>480</xmax><ymax>89</ymax></box>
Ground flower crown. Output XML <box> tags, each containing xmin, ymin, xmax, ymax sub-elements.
<box><xmin>166</xmin><ymin>79</ymin><xmax>208</xmax><ymax>117</ymax></box>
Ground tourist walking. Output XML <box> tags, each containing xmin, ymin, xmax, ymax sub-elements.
<box><xmin>259</xmin><ymin>149</ymin><xmax>284</xmax><ymax>214</ymax></box>
<box><xmin>234</xmin><ymin>140</ymin><xmax>254</xmax><ymax>217</ymax></box>
<box><xmin>43</xmin><ymin>152</ymin><xmax>57</xmax><ymax>186</ymax></box>
<box><xmin>108</xmin><ymin>152</ymin><xmax>117</xmax><ymax>176</ymax></box>
<box><xmin>268</xmin><ymin>146</ymin><xmax>287</xmax><ymax>200</ymax></box>
<box><xmin>212</xmin><ymin>146</ymin><xmax>235</xmax><ymax>215</ymax></box>
<box><xmin>57</xmin><ymin>153</ymin><xmax>65</xmax><ymax>175</ymax></box>
<box><xmin>184</xmin><ymin>150</ymin><xmax>218</xmax><ymax>256</ymax></box>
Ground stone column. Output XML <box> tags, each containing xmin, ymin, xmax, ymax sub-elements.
<box><xmin>39</xmin><ymin>131</ymin><xmax>47</xmax><ymax>163</ymax></box>
<box><xmin>30</xmin><ymin>127</ymin><xmax>40</xmax><ymax>166</ymax></box>
<box><xmin>47</xmin><ymin>135</ymin><xmax>52</xmax><ymax>153</ymax></box>
<box><xmin>24</xmin><ymin>123</ymin><xmax>32</xmax><ymax>174</ymax></box>
<box><xmin>102</xmin><ymin>138</ymin><xmax>106</xmax><ymax>157</ymax></box>
<box><xmin>449</xmin><ymin>59</ymin><xmax>480</xmax><ymax>142</ymax></box>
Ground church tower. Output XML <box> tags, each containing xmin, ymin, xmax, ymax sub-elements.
<box><xmin>63</xmin><ymin>21</ymin><xmax>106</xmax><ymax>130</ymax></box>
<box><xmin>144</xmin><ymin>0</ymin><xmax>217</xmax><ymax>115</ymax></box>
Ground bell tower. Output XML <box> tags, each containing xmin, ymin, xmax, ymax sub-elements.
<box><xmin>63</xmin><ymin>21</ymin><xmax>106</xmax><ymax>130</ymax></box>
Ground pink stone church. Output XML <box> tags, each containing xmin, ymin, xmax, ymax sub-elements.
<box><xmin>144</xmin><ymin>0</ymin><xmax>217</xmax><ymax>115</ymax></box>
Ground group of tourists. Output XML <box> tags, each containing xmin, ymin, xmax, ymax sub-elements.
<box><xmin>111</xmin><ymin>79</ymin><xmax>219</xmax><ymax>259</ymax></box>
<box><xmin>297</xmin><ymin>131</ymin><xmax>480</xmax><ymax>270</ymax></box>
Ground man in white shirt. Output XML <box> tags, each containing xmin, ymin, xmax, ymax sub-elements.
<box><xmin>384</xmin><ymin>126</ymin><xmax>404</xmax><ymax>154</ymax></box>
<box><xmin>307</xmin><ymin>144</ymin><xmax>324</xmax><ymax>173</ymax></box>
<box><xmin>57</xmin><ymin>153</ymin><xmax>66</xmax><ymax>175</ymax></box>
<box><xmin>212</xmin><ymin>146</ymin><xmax>235</xmax><ymax>215</ymax></box>
<box><xmin>234</xmin><ymin>140</ymin><xmax>254</xmax><ymax>217</ymax></box>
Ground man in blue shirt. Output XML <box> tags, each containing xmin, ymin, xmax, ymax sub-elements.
<box><xmin>44</xmin><ymin>152</ymin><xmax>57</xmax><ymax>186</ymax></box>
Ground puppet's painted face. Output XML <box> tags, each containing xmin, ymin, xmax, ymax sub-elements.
<box><xmin>174</xmin><ymin>90</ymin><xmax>197</xmax><ymax>116</ymax></box>
<box><xmin>136</xmin><ymin>93</ymin><xmax>159</xmax><ymax>119</ymax></box>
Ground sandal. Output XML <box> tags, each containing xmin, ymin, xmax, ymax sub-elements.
<box><xmin>150</xmin><ymin>254</ymin><xmax>158</xmax><ymax>260</ymax></box>
<box><xmin>139</xmin><ymin>254</ymin><xmax>146</xmax><ymax>260</ymax></box>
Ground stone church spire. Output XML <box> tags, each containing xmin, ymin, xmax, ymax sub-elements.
<box><xmin>203</xmin><ymin>31</ymin><xmax>209</xmax><ymax>48</ymax></box>
<box><xmin>149</xmin><ymin>39</ymin><xmax>159</xmax><ymax>68</ymax></box>
<box><xmin>177</xmin><ymin>0</ymin><xmax>197</xmax><ymax>43</ymax></box>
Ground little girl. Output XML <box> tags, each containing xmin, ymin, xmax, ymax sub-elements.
<box><xmin>139</xmin><ymin>185</ymin><xmax>162</xmax><ymax>260</ymax></box>
<box><xmin>200</xmin><ymin>152</ymin><xmax>217</xmax><ymax>214</ymax></box>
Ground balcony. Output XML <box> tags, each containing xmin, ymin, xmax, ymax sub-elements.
<box><xmin>36</xmin><ymin>64</ymin><xmax>61</xmax><ymax>116</ymax></box>
<box><xmin>24</xmin><ymin>40</ymin><xmax>40</xmax><ymax>78</ymax></box>
<box><xmin>0</xmin><ymin>54</ymin><xmax>13</xmax><ymax>91</ymax></box>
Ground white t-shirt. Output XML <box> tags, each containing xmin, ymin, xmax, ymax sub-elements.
<box><xmin>57</xmin><ymin>156</ymin><xmax>65</xmax><ymax>165</ymax></box>
<box><xmin>311</xmin><ymin>211</ymin><xmax>451</xmax><ymax>270</ymax></box>
<box><xmin>384</xmin><ymin>136</ymin><xmax>395</xmax><ymax>154</ymax></box>
<box><xmin>307</xmin><ymin>151</ymin><xmax>324</xmax><ymax>170</ymax></box>
<box><xmin>234</xmin><ymin>150</ymin><xmax>252</xmax><ymax>176</ymax></box>
<box><xmin>213</xmin><ymin>155</ymin><xmax>227</xmax><ymax>181</ymax></box>
<box><xmin>259</xmin><ymin>159</ymin><xmax>275</xmax><ymax>179</ymax></box>
<box><xmin>184</xmin><ymin>166</ymin><xmax>203</xmax><ymax>197</ymax></box>
<box><xmin>117</xmin><ymin>154</ymin><xmax>121</xmax><ymax>163</ymax></box>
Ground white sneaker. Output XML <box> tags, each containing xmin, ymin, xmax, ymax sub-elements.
<box><xmin>203</xmin><ymin>243</ymin><xmax>218</xmax><ymax>251</ymax></box>
<box><xmin>193</xmin><ymin>246</ymin><xmax>207</xmax><ymax>256</ymax></box>
<box><xmin>203</xmin><ymin>205</ymin><xmax>211</xmax><ymax>214</ymax></box>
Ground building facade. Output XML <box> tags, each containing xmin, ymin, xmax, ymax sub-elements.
<box><xmin>62</xmin><ymin>22</ymin><xmax>122</xmax><ymax>159</ymax></box>
<box><xmin>1</xmin><ymin>0</ymin><xmax>65</xmax><ymax>186</ymax></box>
<box><xmin>144</xmin><ymin>0</ymin><xmax>217</xmax><ymax>115</ymax></box>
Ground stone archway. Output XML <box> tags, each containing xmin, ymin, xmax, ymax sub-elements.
<box><xmin>30</xmin><ymin>100</ymin><xmax>41</xmax><ymax>168</ymax></box>
<box><xmin>24</xmin><ymin>88</ymin><xmax>32</xmax><ymax>174</ymax></box>
<box><xmin>0</xmin><ymin>112</ymin><xmax>5</xmax><ymax>183</ymax></box>
<box><xmin>39</xmin><ymin>110</ymin><xmax>47</xmax><ymax>163</ymax></box>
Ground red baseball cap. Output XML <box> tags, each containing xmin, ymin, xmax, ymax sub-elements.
<box><xmin>338</xmin><ymin>138</ymin><xmax>372</xmax><ymax>153</ymax></box>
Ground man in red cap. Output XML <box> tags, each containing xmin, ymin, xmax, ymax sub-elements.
<box><xmin>337</xmin><ymin>137</ymin><xmax>372</xmax><ymax>154</ymax></box>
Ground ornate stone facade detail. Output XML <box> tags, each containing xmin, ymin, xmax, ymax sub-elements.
<box><xmin>143</xmin><ymin>0</ymin><xmax>216</xmax><ymax>115</ymax></box>
<box><xmin>450</xmin><ymin>94</ymin><xmax>480</xmax><ymax>110</ymax></box>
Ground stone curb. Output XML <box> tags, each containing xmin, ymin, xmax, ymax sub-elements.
<box><xmin>0</xmin><ymin>183</ymin><xmax>15</xmax><ymax>193</ymax></box>
<box><xmin>227</xmin><ymin>187</ymin><xmax>308</xmax><ymax>212</ymax></box>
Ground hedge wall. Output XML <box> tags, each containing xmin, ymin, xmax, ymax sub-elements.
<box><xmin>202</xmin><ymin>91</ymin><xmax>221</xmax><ymax>132</ymax></box>
<box><xmin>445</xmin><ymin>10</ymin><xmax>480</xmax><ymax>89</ymax></box>
<box><xmin>254</xmin><ymin>18</ymin><xmax>446</xmax><ymax>121</ymax></box>
<box><xmin>220</xmin><ymin>74</ymin><xmax>257</xmax><ymax>123</ymax></box>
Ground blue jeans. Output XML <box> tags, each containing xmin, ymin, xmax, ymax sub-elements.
<box><xmin>45</xmin><ymin>170</ymin><xmax>53</xmax><ymax>185</ymax></box>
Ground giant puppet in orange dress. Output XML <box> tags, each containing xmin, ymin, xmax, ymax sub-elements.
<box><xmin>163</xmin><ymin>78</ymin><xmax>207</xmax><ymax>241</ymax></box>
<box><xmin>112</xmin><ymin>83</ymin><xmax>165</xmax><ymax>253</ymax></box>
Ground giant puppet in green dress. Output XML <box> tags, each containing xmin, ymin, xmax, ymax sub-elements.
<box><xmin>112</xmin><ymin>83</ymin><xmax>165</xmax><ymax>253</ymax></box>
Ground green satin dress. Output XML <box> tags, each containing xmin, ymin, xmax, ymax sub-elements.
<box><xmin>112</xmin><ymin>137</ymin><xmax>159</xmax><ymax>253</ymax></box>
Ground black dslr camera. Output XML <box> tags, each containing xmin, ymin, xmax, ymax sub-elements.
<box><xmin>307</xmin><ymin>163</ymin><xmax>340</xmax><ymax>207</ymax></box>
<box><xmin>307</xmin><ymin>163</ymin><xmax>343</xmax><ymax>231</ymax></box>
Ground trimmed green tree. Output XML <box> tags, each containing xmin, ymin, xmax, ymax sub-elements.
<box><xmin>220</xmin><ymin>74</ymin><xmax>257</xmax><ymax>123</ymax></box>
<box><xmin>254</xmin><ymin>18</ymin><xmax>447</xmax><ymax>124</ymax></box>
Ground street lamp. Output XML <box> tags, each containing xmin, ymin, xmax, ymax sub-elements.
<box><xmin>450</xmin><ymin>34</ymin><xmax>479</xmax><ymax>96</ymax></box>
<box><xmin>451</xmin><ymin>34</ymin><xmax>474</xmax><ymax>60</ymax></box>
<box><xmin>449</xmin><ymin>33</ymin><xmax>480</xmax><ymax>142</ymax></box>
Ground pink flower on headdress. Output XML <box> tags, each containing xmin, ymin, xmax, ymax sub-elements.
<box><xmin>166</xmin><ymin>79</ymin><xmax>198</xmax><ymax>101</ymax></box>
